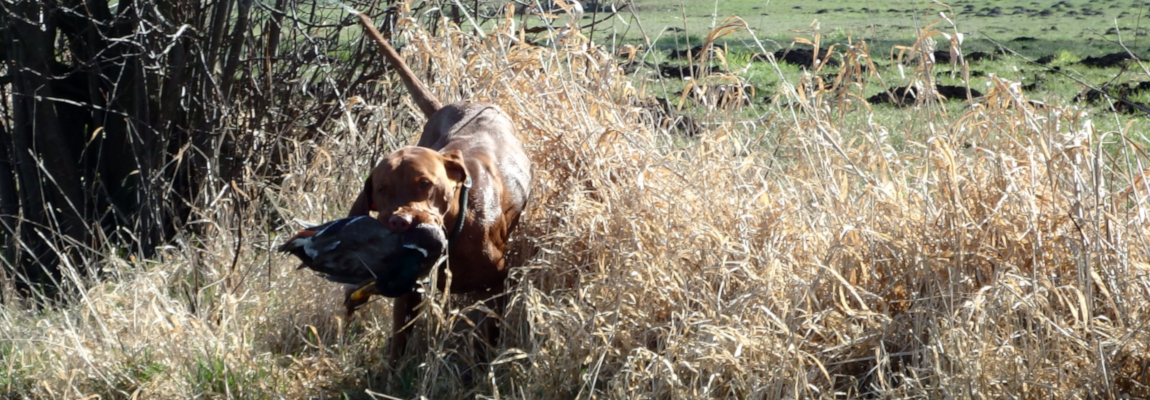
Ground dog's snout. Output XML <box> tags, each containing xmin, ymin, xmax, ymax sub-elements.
<box><xmin>388</xmin><ymin>214</ymin><xmax>412</xmax><ymax>232</ymax></box>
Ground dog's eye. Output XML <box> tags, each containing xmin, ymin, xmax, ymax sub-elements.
<box><xmin>418</xmin><ymin>179</ymin><xmax>433</xmax><ymax>190</ymax></box>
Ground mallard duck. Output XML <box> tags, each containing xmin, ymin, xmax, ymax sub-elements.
<box><xmin>278</xmin><ymin>215</ymin><xmax>447</xmax><ymax>313</ymax></box>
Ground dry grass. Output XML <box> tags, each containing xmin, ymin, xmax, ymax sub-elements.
<box><xmin>3</xmin><ymin>10</ymin><xmax>1150</xmax><ymax>400</ymax></box>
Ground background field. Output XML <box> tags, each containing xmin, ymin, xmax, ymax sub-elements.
<box><xmin>492</xmin><ymin>0</ymin><xmax>1150</xmax><ymax>133</ymax></box>
<box><xmin>622</xmin><ymin>0</ymin><xmax>1150</xmax><ymax>48</ymax></box>
<box><xmin>625</xmin><ymin>2</ymin><xmax>1146</xmax><ymax>99</ymax></box>
<box><xmin>2</xmin><ymin>0</ymin><xmax>1150</xmax><ymax>399</ymax></box>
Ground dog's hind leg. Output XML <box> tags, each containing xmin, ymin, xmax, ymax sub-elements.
<box><xmin>476</xmin><ymin>283</ymin><xmax>507</xmax><ymax>351</ymax></box>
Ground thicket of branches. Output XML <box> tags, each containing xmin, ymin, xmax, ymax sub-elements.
<box><xmin>0</xmin><ymin>0</ymin><xmax>505</xmax><ymax>294</ymax></box>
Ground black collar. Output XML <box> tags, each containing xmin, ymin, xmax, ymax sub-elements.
<box><xmin>448</xmin><ymin>176</ymin><xmax>472</xmax><ymax>244</ymax></box>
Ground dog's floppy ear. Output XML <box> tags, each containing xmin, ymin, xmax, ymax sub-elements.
<box><xmin>441</xmin><ymin>150</ymin><xmax>469</xmax><ymax>185</ymax></box>
<box><xmin>348</xmin><ymin>173</ymin><xmax>374</xmax><ymax>217</ymax></box>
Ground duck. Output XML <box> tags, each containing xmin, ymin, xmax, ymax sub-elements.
<box><xmin>278</xmin><ymin>215</ymin><xmax>448</xmax><ymax>313</ymax></box>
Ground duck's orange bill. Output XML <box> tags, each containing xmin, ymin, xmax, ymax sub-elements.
<box><xmin>344</xmin><ymin>281</ymin><xmax>380</xmax><ymax>316</ymax></box>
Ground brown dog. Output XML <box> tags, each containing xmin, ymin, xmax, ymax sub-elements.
<box><xmin>348</xmin><ymin>14</ymin><xmax>531</xmax><ymax>363</ymax></box>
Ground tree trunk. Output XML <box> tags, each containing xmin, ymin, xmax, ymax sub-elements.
<box><xmin>0</xmin><ymin>69</ymin><xmax>19</xmax><ymax>234</ymax></box>
<box><xmin>5</xmin><ymin>1</ymin><xmax>91</xmax><ymax>286</ymax></box>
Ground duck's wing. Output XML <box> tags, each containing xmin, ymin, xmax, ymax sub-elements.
<box><xmin>277</xmin><ymin>217</ymin><xmax>361</xmax><ymax>264</ymax></box>
<box><xmin>306</xmin><ymin>230</ymin><xmax>403</xmax><ymax>282</ymax></box>
<box><xmin>309</xmin><ymin>248</ymin><xmax>382</xmax><ymax>282</ymax></box>
<box><xmin>343</xmin><ymin>248</ymin><xmax>433</xmax><ymax>315</ymax></box>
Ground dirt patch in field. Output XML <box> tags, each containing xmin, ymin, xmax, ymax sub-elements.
<box><xmin>1080</xmin><ymin>52</ymin><xmax>1136</xmax><ymax>68</ymax></box>
<box><xmin>666</xmin><ymin>45</ymin><xmax>712</xmax><ymax>60</ymax></box>
<box><xmin>639</xmin><ymin>97</ymin><xmax>704</xmax><ymax>136</ymax></box>
<box><xmin>760</xmin><ymin>48</ymin><xmax>841</xmax><ymax>69</ymax></box>
<box><xmin>928</xmin><ymin>50</ymin><xmax>985</xmax><ymax>64</ymax></box>
<box><xmin>867</xmin><ymin>85</ymin><xmax>983</xmax><ymax>105</ymax></box>
<box><xmin>658</xmin><ymin>64</ymin><xmax>720</xmax><ymax>79</ymax></box>
<box><xmin>1075</xmin><ymin>82</ymin><xmax>1150</xmax><ymax>114</ymax></box>
<box><xmin>674</xmin><ymin>83</ymin><xmax>756</xmax><ymax>109</ymax></box>
<box><xmin>620</xmin><ymin>61</ymin><xmax>658</xmax><ymax>74</ymax></box>
<box><xmin>965</xmin><ymin>51</ymin><xmax>999</xmax><ymax>62</ymax></box>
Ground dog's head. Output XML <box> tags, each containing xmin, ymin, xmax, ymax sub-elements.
<box><xmin>349</xmin><ymin>146</ymin><xmax>469</xmax><ymax>233</ymax></box>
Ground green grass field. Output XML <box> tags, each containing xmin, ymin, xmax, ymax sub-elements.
<box><xmin>535</xmin><ymin>0</ymin><xmax>1150</xmax><ymax>141</ymax></box>
<box><xmin>603</xmin><ymin>0</ymin><xmax>1149</xmax><ymax>53</ymax></box>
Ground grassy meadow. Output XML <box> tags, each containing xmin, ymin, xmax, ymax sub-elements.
<box><xmin>3</xmin><ymin>0</ymin><xmax>1150</xmax><ymax>399</ymax></box>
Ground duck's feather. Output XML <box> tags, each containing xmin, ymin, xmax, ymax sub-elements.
<box><xmin>278</xmin><ymin>215</ymin><xmax>447</xmax><ymax>311</ymax></box>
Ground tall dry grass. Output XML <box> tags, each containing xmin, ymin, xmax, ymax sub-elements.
<box><xmin>3</xmin><ymin>9</ymin><xmax>1150</xmax><ymax>400</ymax></box>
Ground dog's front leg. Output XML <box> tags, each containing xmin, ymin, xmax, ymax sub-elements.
<box><xmin>389</xmin><ymin>290</ymin><xmax>422</xmax><ymax>366</ymax></box>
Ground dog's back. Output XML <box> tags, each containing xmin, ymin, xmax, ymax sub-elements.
<box><xmin>415</xmin><ymin>101</ymin><xmax>530</xmax><ymax>292</ymax></box>
<box><xmin>418</xmin><ymin>101</ymin><xmax>531</xmax><ymax>219</ymax></box>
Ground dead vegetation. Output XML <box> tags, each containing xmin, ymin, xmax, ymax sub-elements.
<box><xmin>2</xmin><ymin>7</ymin><xmax>1150</xmax><ymax>400</ymax></box>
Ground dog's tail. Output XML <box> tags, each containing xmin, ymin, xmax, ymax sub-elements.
<box><xmin>356</xmin><ymin>13</ymin><xmax>442</xmax><ymax>118</ymax></box>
